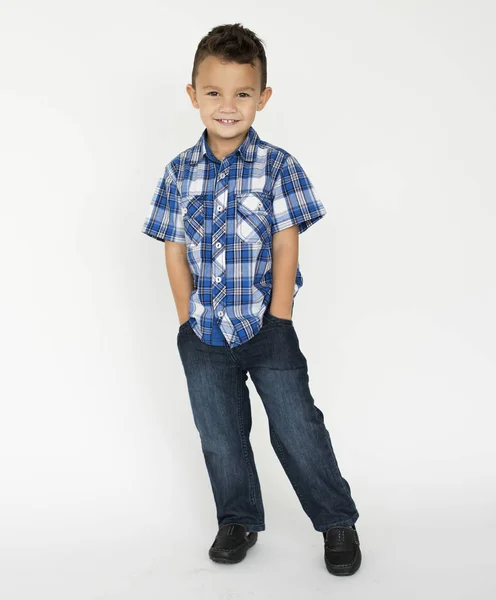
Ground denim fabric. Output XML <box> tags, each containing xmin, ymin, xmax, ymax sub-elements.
<box><xmin>176</xmin><ymin>310</ymin><xmax>359</xmax><ymax>533</ymax></box>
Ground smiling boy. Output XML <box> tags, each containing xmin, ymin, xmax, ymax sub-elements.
<box><xmin>142</xmin><ymin>23</ymin><xmax>362</xmax><ymax>575</ymax></box>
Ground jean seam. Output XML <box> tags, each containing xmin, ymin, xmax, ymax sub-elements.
<box><xmin>319</xmin><ymin>421</ymin><xmax>355</xmax><ymax>499</ymax></box>
<box><xmin>268</xmin><ymin>423</ymin><xmax>313</xmax><ymax>517</ymax></box>
<box><xmin>235</xmin><ymin>371</ymin><xmax>264</xmax><ymax>522</ymax></box>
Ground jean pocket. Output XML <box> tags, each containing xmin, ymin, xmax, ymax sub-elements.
<box><xmin>178</xmin><ymin>319</ymin><xmax>191</xmax><ymax>334</ymax></box>
<box><xmin>264</xmin><ymin>311</ymin><xmax>293</xmax><ymax>325</ymax></box>
<box><xmin>235</xmin><ymin>192</ymin><xmax>272</xmax><ymax>244</ymax></box>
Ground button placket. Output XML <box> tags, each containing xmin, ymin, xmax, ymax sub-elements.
<box><xmin>211</xmin><ymin>185</ymin><xmax>227</xmax><ymax>323</ymax></box>
<box><xmin>211</xmin><ymin>160</ymin><xmax>232</xmax><ymax>324</ymax></box>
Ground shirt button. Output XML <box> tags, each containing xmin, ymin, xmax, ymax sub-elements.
<box><xmin>215</xmin><ymin>276</ymin><xmax>221</xmax><ymax>283</ymax></box>
<box><xmin>217</xmin><ymin>205</ymin><xmax>222</xmax><ymax>212</ymax></box>
<box><xmin>215</xmin><ymin>242</ymin><xmax>221</xmax><ymax>248</ymax></box>
<box><xmin>218</xmin><ymin>310</ymin><xmax>224</xmax><ymax>317</ymax></box>
<box><xmin>182</xmin><ymin>208</ymin><xmax>187</xmax><ymax>215</ymax></box>
<box><xmin>219</xmin><ymin>173</ymin><xmax>226</xmax><ymax>179</ymax></box>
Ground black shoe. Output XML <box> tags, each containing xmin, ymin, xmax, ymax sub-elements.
<box><xmin>323</xmin><ymin>524</ymin><xmax>362</xmax><ymax>576</ymax></box>
<box><xmin>209</xmin><ymin>524</ymin><xmax>258</xmax><ymax>564</ymax></box>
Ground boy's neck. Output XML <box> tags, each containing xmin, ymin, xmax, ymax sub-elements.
<box><xmin>206</xmin><ymin>129</ymin><xmax>249</xmax><ymax>161</ymax></box>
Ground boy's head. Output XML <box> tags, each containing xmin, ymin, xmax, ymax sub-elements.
<box><xmin>186</xmin><ymin>24</ymin><xmax>272</xmax><ymax>146</ymax></box>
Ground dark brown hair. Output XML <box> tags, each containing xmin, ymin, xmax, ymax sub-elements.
<box><xmin>191</xmin><ymin>23</ymin><xmax>267</xmax><ymax>92</ymax></box>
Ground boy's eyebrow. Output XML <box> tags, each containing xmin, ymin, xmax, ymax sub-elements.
<box><xmin>201</xmin><ymin>85</ymin><xmax>256</xmax><ymax>92</ymax></box>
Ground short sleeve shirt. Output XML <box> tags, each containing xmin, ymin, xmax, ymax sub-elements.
<box><xmin>142</xmin><ymin>126</ymin><xmax>327</xmax><ymax>348</ymax></box>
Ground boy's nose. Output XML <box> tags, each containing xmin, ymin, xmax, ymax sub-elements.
<box><xmin>220</xmin><ymin>99</ymin><xmax>237</xmax><ymax>110</ymax></box>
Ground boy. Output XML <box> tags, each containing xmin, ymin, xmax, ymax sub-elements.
<box><xmin>142</xmin><ymin>23</ymin><xmax>361</xmax><ymax>576</ymax></box>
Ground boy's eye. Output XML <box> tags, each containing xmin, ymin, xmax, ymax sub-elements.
<box><xmin>206</xmin><ymin>91</ymin><xmax>250</xmax><ymax>97</ymax></box>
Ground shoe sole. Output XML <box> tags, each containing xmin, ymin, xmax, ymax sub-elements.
<box><xmin>209</xmin><ymin>532</ymin><xmax>258</xmax><ymax>564</ymax></box>
<box><xmin>325</xmin><ymin>547</ymin><xmax>362</xmax><ymax>576</ymax></box>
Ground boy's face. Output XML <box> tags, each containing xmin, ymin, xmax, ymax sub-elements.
<box><xmin>186</xmin><ymin>55</ymin><xmax>272</xmax><ymax>145</ymax></box>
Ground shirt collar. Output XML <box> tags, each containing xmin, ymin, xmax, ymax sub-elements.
<box><xmin>189</xmin><ymin>126</ymin><xmax>259</xmax><ymax>164</ymax></box>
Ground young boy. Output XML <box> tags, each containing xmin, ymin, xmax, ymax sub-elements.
<box><xmin>142</xmin><ymin>23</ymin><xmax>361</xmax><ymax>576</ymax></box>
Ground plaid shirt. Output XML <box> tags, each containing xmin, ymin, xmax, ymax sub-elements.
<box><xmin>142</xmin><ymin>126</ymin><xmax>327</xmax><ymax>348</ymax></box>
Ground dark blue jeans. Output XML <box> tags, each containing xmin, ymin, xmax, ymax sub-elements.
<box><xmin>176</xmin><ymin>310</ymin><xmax>359</xmax><ymax>533</ymax></box>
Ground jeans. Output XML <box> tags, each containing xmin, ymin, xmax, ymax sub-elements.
<box><xmin>176</xmin><ymin>310</ymin><xmax>359</xmax><ymax>533</ymax></box>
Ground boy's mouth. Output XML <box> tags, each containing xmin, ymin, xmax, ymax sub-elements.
<box><xmin>215</xmin><ymin>119</ymin><xmax>240</xmax><ymax>126</ymax></box>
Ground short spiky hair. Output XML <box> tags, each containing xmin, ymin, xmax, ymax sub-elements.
<box><xmin>191</xmin><ymin>23</ymin><xmax>267</xmax><ymax>92</ymax></box>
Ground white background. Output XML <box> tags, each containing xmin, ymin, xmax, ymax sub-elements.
<box><xmin>1</xmin><ymin>1</ymin><xmax>495</xmax><ymax>598</ymax></box>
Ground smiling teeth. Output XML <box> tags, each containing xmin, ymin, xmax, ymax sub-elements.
<box><xmin>219</xmin><ymin>119</ymin><xmax>236</xmax><ymax>123</ymax></box>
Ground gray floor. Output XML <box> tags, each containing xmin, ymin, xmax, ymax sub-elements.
<box><xmin>3</xmin><ymin>509</ymin><xmax>495</xmax><ymax>600</ymax></box>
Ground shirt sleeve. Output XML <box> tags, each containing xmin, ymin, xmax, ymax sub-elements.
<box><xmin>142</xmin><ymin>161</ymin><xmax>186</xmax><ymax>243</ymax></box>
<box><xmin>271</xmin><ymin>154</ymin><xmax>327</xmax><ymax>235</ymax></box>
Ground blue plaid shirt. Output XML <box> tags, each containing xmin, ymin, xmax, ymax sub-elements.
<box><xmin>142</xmin><ymin>126</ymin><xmax>327</xmax><ymax>348</ymax></box>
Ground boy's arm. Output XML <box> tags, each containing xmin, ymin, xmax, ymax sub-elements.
<box><xmin>268</xmin><ymin>224</ymin><xmax>299</xmax><ymax>320</ymax></box>
<box><xmin>164</xmin><ymin>240</ymin><xmax>193</xmax><ymax>325</ymax></box>
<box><xmin>268</xmin><ymin>153</ymin><xmax>328</xmax><ymax>320</ymax></box>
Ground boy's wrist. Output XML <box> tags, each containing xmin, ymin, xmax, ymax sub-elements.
<box><xmin>179</xmin><ymin>313</ymin><xmax>190</xmax><ymax>324</ymax></box>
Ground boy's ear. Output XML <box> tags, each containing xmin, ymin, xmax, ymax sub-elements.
<box><xmin>257</xmin><ymin>87</ymin><xmax>273</xmax><ymax>111</ymax></box>
<box><xmin>186</xmin><ymin>84</ymin><xmax>199</xmax><ymax>108</ymax></box>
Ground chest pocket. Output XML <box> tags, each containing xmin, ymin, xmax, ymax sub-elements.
<box><xmin>181</xmin><ymin>195</ymin><xmax>205</xmax><ymax>245</ymax></box>
<box><xmin>235</xmin><ymin>192</ymin><xmax>272</xmax><ymax>244</ymax></box>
